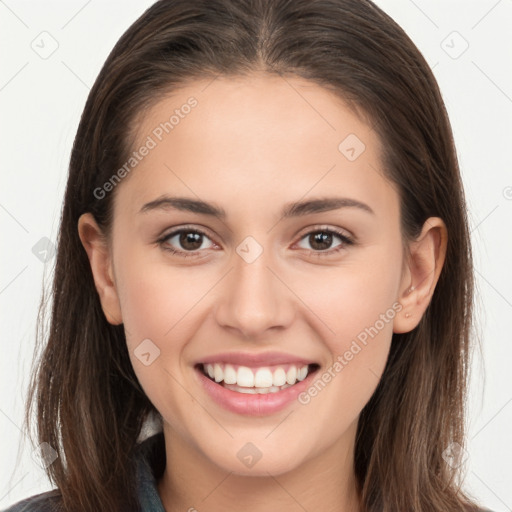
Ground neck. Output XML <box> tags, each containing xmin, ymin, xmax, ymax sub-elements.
<box><xmin>157</xmin><ymin>421</ymin><xmax>361</xmax><ymax>512</ymax></box>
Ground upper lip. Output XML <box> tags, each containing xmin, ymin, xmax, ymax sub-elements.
<box><xmin>197</xmin><ymin>351</ymin><xmax>316</xmax><ymax>368</ymax></box>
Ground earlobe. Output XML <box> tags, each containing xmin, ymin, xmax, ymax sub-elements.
<box><xmin>77</xmin><ymin>213</ymin><xmax>123</xmax><ymax>325</ymax></box>
<box><xmin>393</xmin><ymin>217</ymin><xmax>448</xmax><ymax>334</ymax></box>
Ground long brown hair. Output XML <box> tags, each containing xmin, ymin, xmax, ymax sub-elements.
<box><xmin>25</xmin><ymin>0</ymin><xmax>479</xmax><ymax>510</ymax></box>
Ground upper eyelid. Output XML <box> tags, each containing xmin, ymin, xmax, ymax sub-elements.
<box><xmin>160</xmin><ymin>224</ymin><xmax>215</xmax><ymax>238</ymax></box>
<box><xmin>295</xmin><ymin>224</ymin><xmax>352</xmax><ymax>239</ymax></box>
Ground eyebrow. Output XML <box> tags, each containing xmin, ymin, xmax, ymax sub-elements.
<box><xmin>139</xmin><ymin>195</ymin><xmax>375</xmax><ymax>218</ymax></box>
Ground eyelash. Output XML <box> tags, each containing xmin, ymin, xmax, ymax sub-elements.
<box><xmin>156</xmin><ymin>225</ymin><xmax>355</xmax><ymax>259</ymax></box>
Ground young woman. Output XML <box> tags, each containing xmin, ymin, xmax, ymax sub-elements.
<box><xmin>3</xmin><ymin>0</ymin><xmax>492</xmax><ymax>511</ymax></box>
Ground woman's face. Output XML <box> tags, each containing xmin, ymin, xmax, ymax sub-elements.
<box><xmin>84</xmin><ymin>73</ymin><xmax>417</xmax><ymax>476</ymax></box>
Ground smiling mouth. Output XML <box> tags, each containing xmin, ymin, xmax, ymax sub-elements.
<box><xmin>196</xmin><ymin>362</ymin><xmax>320</xmax><ymax>394</ymax></box>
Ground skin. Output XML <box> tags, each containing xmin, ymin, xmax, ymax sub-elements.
<box><xmin>78</xmin><ymin>73</ymin><xmax>447</xmax><ymax>512</ymax></box>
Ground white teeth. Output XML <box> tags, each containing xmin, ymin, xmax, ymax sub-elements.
<box><xmin>297</xmin><ymin>366</ymin><xmax>308</xmax><ymax>381</ymax></box>
<box><xmin>272</xmin><ymin>368</ymin><xmax>287</xmax><ymax>386</ymax></box>
<box><xmin>224</xmin><ymin>383</ymin><xmax>293</xmax><ymax>394</ymax></box>
<box><xmin>202</xmin><ymin>363</ymin><xmax>313</xmax><ymax>390</ymax></box>
<box><xmin>254</xmin><ymin>368</ymin><xmax>273</xmax><ymax>388</ymax></box>
<box><xmin>223</xmin><ymin>364</ymin><xmax>237</xmax><ymax>384</ymax></box>
<box><xmin>286</xmin><ymin>366</ymin><xmax>297</xmax><ymax>385</ymax></box>
<box><xmin>234</xmin><ymin>386</ymin><xmax>258</xmax><ymax>394</ymax></box>
<box><xmin>237</xmin><ymin>366</ymin><xmax>255</xmax><ymax>388</ymax></box>
<box><xmin>214</xmin><ymin>363</ymin><xmax>223</xmax><ymax>383</ymax></box>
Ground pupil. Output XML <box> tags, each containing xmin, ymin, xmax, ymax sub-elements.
<box><xmin>311</xmin><ymin>232</ymin><xmax>332</xmax><ymax>250</ymax></box>
<box><xmin>180</xmin><ymin>232</ymin><xmax>202</xmax><ymax>250</ymax></box>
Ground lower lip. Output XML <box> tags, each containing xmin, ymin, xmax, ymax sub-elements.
<box><xmin>195</xmin><ymin>366</ymin><xmax>317</xmax><ymax>416</ymax></box>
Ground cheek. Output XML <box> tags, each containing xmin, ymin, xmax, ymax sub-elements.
<box><xmin>114</xmin><ymin>253</ymin><xmax>215</xmax><ymax>401</ymax></box>
<box><xmin>114</xmin><ymin>255</ymin><xmax>204</xmax><ymax>432</ymax></box>
<box><xmin>115</xmin><ymin>252</ymin><xmax>209</xmax><ymax>346</ymax></box>
<box><xmin>301</xmin><ymin>246</ymin><xmax>402</xmax><ymax>348</ymax></box>
<box><xmin>293</xmin><ymin>246</ymin><xmax>401</xmax><ymax>418</ymax></box>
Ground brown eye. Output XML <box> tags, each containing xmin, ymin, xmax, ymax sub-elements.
<box><xmin>296</xmin><ymin>228</ymin><xmax>354</xmax><ymax>255</ymax></box>
<box><xmin>308</xmin><ymin>231</ymin><xmax>336</xmax><ymax>251</ymax></box>
<box><xmin>176</xmin><ymin>231</ymin><xmax>204</xmax><ymax>251</ymax></box>
<box><xmin>158</xmin><ymin>228</ymin><xmax>215</xmax><ymax>257</ymax></box>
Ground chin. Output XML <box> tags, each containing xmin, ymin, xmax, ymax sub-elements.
<box><xmin>205</xmin><ymin>441</ymin><xmax>311</xmax><ymax>478</ymax></box>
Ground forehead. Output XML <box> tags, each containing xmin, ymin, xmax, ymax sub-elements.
<box><xmin>115</xmin><ymin>73</ymin><xmax>398</xmax><ymax>222</ymax></box>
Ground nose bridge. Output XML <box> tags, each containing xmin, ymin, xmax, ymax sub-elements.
<box><xmin>215</xmin><ymin>237</ymin><xmax>292</xmax><ymax>337</ymax></box>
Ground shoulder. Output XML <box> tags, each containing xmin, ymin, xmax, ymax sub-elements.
<box><xmin>2</xmin><ymin>433</ymin><xmax>165</xmax><ymax>512</ymax></box>
<box><xmin>1</xmin><ymin>489</ymin><xmax>63</xmax><ymax>512</ymax></box>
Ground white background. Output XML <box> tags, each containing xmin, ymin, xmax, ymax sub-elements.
<box><xmin>1</xmin><ymin>0</ymin><xmax>511</xmax><ymax>510</ymax></box>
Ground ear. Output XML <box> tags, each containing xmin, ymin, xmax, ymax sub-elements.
<box><xmin>77</xmin><ymin>213</ymin><xmax>123</xmax><ymax>325</ymax></box>
<box><xmin>393</xmin><ymin>217</ymin><xmax>448</xmax><ymax>333</ymax></box>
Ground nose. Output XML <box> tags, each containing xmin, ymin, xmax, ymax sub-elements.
<box><xmin>214</xmin><ymin>244</ymin><xmax>295</xmax><ymax>339</ymax></box>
